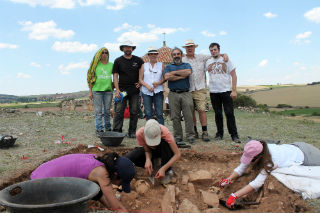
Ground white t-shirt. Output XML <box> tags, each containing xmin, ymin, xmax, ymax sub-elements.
<box><xmin>141</xmin><ymin>62</ymin><xmax>164</xmax><ymax>96</ymax></box>
<box><xmin>234</xmin><ymin>144</ymin><xmax>304</xmax><ymax>191</ymax></box>
<box><xmin>205</xmin><ymin>56</ymin><xmax>235</xmax><ymax>93</ymax></box>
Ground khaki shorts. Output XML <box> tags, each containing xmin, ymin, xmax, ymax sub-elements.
<box><xmin>192</xmin><ymin>89</ymin><xmax>207</xmax><ymax>111</ymax></box>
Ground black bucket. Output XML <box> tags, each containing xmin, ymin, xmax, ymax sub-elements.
<box><xmin>0</xmin><ymin>177</ymin><xmax>100</xmax><ymax>213</ymax></box>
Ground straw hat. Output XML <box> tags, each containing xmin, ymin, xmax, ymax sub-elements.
<box><xmin>119</xmin><ymin>40</ymin><xmax>136</xmax><ymax>51</ymax></box>
<box><xmin>147</xmin><ymin>46</ymin><xmax>159</xmax><ymax>54</ymax></box>
<box><xmin>182</xmin><ymin>39</ymin><xmax>198</xmax><ymax>48</ymax></box>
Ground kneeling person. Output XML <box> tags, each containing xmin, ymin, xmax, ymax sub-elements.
<box><xmin>126</xmin><ymin>119</ymin><xmax>181</xmax><ymax>181</ymax></box>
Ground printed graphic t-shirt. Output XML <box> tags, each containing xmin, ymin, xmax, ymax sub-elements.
<box><xmin>92</xmin><ymin>62</ymin><xmax>113</xmax><ymax>92</ymax></box>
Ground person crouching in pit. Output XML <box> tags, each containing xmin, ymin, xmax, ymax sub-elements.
<box><xmin>125</xmin><ymin>119</ymin><xmax>181</xmax><ymax>183</ymax></box>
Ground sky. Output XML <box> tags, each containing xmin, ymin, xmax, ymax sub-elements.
<box><xmin>0</xmin><ymin>0</ymin><xmax>320</xmax><ymax>96</ymax></box>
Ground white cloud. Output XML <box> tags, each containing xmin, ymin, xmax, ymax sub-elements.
<box><xmin>106</xmin><ymin>0</ymin><xmax>136</xmax><ymax>10</ymax></box>
<box><xmin>17</xmin><ymin>72</ymin><xmax>31</xmax><ymax>79</ymax></box>
<box><xmin>10</xmin><ymin>0</ymin><xmax>75</xmax><ymax>9</ymax></box>
<box><xmin>19</xmin><ymin>20</ymin><xmax>74</xmax><ymax>40</ymax></box>
<box><xmin>293</xmin><ymin>62</ymin><xmax>307</xmax><ymax>71</ymax></box>
<box><xmin>114</xmin><ymin>22</ymin><xmax>141</xmax><ymax>32</ymax></box>
<box><xmin>264</xmin><ymin>12</ymin><xmax>277</xmax><ymax>18</ymax></box>
<box><xmin>201</xmin><ymin>30</ymin><xmax>216</xmax><ymax>37</ymax></box>
<box><xmin>219</xmin><ymin>31</ymin><xmax>227</xmax><ymax>35</ymax></box>
<box><xmin>200</xmin><ymin>49</ymin><xmax>209</xmax><ymax>54</ymax></box>
<box><xmin>0</xmin><ymin>43</ymin><xmax>19</xmax><ymax>49</ymax></box>
<box><xmin>258</xmin><ymin>59</ymin><xmax>268</xmax><ymax>67</ymax></box>
<box><xmin>104</xmin><ymin>42</ymin><xmax>121</xmax><ymax>52</ymax></box>
<box><xmin>117</xmin><ymin>31</ymin><xmax>158</xmax><ymax>43</ymax></box>
<box><xmin>52</xmin><ymin>41</ymin><xmax>98</xmax><ymax>52</ymax></box>
<box><xmin>304</xmin><ymin>7</ymin><xmax>320</xmax><ymax>23</ymax></box>
<box><xmin>78</xmin><ymin>0</ymin><xmax>104</xmax><ymax>6</ymax></box>
<box><xmin>148</xmin><ymin>25</ymin><xmax>188</xmax><ymax>34</ymax></box>
<box><xmin>58</xmin><ymin>61</ymin><xmax>89</xmax><ymax>75</ymax></box>
<box><xmin>296</xmin><ymin>31</ymin><xmax>312</xmax><ymax>39</ymax></box>
<box><xmin>30</xmin><ymin>62</ymin><xmax>41</xmax><ymax>68</ymax></box>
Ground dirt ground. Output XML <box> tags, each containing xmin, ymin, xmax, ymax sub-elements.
<box><xmin>0</xmin><ymin>144</ymin><xmax>311</xmax><ymax>213</ymax></box>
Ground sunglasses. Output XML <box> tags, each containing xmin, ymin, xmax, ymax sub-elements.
<box><xmin>148</xmin><ymin>53</ymin><xmax>158</xmax><ymax>55</ymax></box>
<box><xmin>101</xmin><ymin>52</ymin><xmax>108</xmax><ymax>54</ymax></box>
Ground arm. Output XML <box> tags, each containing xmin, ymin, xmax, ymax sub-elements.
<box><xmin>89</xmin><ymin>86</ymin><xmax>93</xmax><ymax>100</ymax></box>
<box><xmin>153</xmin><ymin>63</ymin><xmax>166</xmax><ymax>88</ymax></box>
<box><xmin>165</xmin><ymin>72</ymin><xmax>186</xmax><ymax>81</ymax></box>
<box><xmin>230</xmin><ymin>69</ymin><xmax>237</xmax><ymax>99</ymax></box>
<box><xmin>219</xmin><ymin>163</ymin><xmax>249</xmax><ymax>187</ymax></box>
<box><xmin>139</xmin><ymin>64</ymin><xmax>154</xmax><ymax>92</ymax></box>
<box><xmin>171</xmin><ymin>69</ymin><xmax>191</xmax><ymax>77</ymax></box>
<box><xmin>90</xmin><ymin>167</ymin><xmax>128</xmax><ymax>213</ymax></box>
<box><xmin>113</xmin><ymin>73</ymin><xmax>121</xmax><ymax>98</ymax></box>
<box><xmin>155</xmin><ymin>142</ymin><xmax>181</xmax><ymax>179</ymax></box>
<box><xmin>143</xmin><ymin>145</ymin><xmax>153</xmax><ymax>175</ymax></box>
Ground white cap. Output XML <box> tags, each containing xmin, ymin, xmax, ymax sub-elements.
<box><xmin>120</xmin><ymin>40</ymin><xmax>136</xmax><ymax>51</ymax></box>
<box><xmin>182</xmin><ymin>39</ymin><xmax>198</xmax><ymax>48</ymax></box>
<box><xmin>144</xmin><ymin>119</ymin><xmax>161</xmax><ymax>146</ymax></box>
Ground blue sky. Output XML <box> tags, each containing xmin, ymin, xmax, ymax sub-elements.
<box><xmin>0</xmin><ymin>0</ymin><xmax>319</xmax><ymax>95</ymax></box>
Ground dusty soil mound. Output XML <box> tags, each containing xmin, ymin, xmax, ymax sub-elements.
<box><xmin>0</xmin><ymin>145</ymin><xmax>311</xmax><ymax>213</ymax></box>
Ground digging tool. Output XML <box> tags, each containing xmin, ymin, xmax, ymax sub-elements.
<box><xmin>148</xmin><ymin>175</ymin><xmax>155</xmax><ymax>186</ymax></box>
<box><xmin>219</xmin><ymin>198</ymin><xmax>260</xmax><ymax>210</ymax></box>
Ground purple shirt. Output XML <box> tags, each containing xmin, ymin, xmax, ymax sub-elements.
<box><xmin>31</xmin><ymin>154</ymin><xmax>104</xmax><ymax>180</ymax></box>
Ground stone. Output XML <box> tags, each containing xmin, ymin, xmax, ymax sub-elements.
<box><xmin>181</xmin><ymin>175</ymin><xmax>189</xmax><ymax>185</ymax></box>
<box><xmin>209</xmin><ymin>186</ymin><xmax>220</xmax><ymax>194</ymax></box>
<box><xmin>201</xmin><ymin>190</ymin><xmax>219</xmax><ymax>208</ymax></box>
<box><xmin>121</xmin><ymin>191</ymin><xmax>138</xmax><ymax>203</ymax></box>
<box><xmin>189</xmin><ymin>170</ymin><xmax>212</xmax><ymax>182</ymax></box>
<box><xmin>161</xmin><ymin>185</ymin><xmax>175</xmax><ymax>213</ymax></box>
<box><xmin>202</xmin><ymin>208</ymin><xmax>222</xmax><ymax>213</ymax></box>
<box><xmin>178</xmin><ymin>199</ymin><xmax>200</xmax><ymax>213</ymax></box>
<box><xmin>175</xmin><ymin>187</ymin><xmax>181</xmax><ymax>196</ymax></box>
<box><xmin>134</xmin><ymin>180</ymin><xmax>150</xmax><ymax>195</ymax></box>
<box><xmin>188</xmin><ymin>183</ymin><xmax>196</xmax><ymax>194</ymax></box>
<box><xmin>267</xmin><ymin>182</ymin><xmax>275</xmax><ymax>191</ymax></box>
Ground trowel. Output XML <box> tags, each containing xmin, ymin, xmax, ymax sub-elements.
<box><xmin>148</xmin><ymin>175</ymin><xmax>155</xmax><ymax>186</ymax></box>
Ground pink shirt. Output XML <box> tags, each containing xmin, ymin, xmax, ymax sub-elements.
<box><xmin>30</xmin><ymin>154</ymin><xmax>104</xmax><ymax>180</ymax></box>
<box><xmin>136</xmin><ymin>125</ymin><xmax>175</xmax><ymax>146</ymax></box>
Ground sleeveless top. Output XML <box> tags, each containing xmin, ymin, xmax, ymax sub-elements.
<box><xmin>141</xmin><ymin>62</ymin><xmax>164</xmax><ymax>96</ymax></box>
<box><xmin>30</xmin><ymin>154</ymin><xmax>104</xmax><ymax>180</ymax></box>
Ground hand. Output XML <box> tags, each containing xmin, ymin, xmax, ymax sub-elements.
<box><xmin>219</xmin><ymin>178</ymin><xmax>231</xmax><ymax>188</ymax></box>
<box><xmin>152</xmin><ymin>82</ymin><xmax>159</xmax><ymax>88</ymax></box>
<box><xmin>226</xmin><ymin>193</ymin><xmax>238</xmax><ymax>209</ymax></box>
<box><xmin>147</xmin><ymin>85</ymin><xmax>154</xmax><ymax>92</ymax></box>
<box><xmin>115</xmin><ymin>89</ymin><xmax>121</xmax><ymax>98</ymax></box>
<box><xmin>208</xmin><ymin>64</ymin><xmax>213</xmax><ymax>73</ymax></box>
<box><xmin>230</xmin><ymin>91</ymin><xmax>237</xmax><ymax>99</ymax></box>
<box><xmin>144</xmin><ymin>159</ymin><xmax>153</xmax><ymax>175</ymax></box>
<box><xmin>88</xmin><ymin>91</ymin><xmax>93</xmax><ymax>100</ymax></box>
<box><xmin>222</xmin><ymin>53</ymin><xmax>229</xmax><ymax>62</ymax></box>
<box><xmin>135</xmin><ymin>82</ymin><xmax>141</xmax><ymax>89</ymax></box>
<box><xmin>155</xmin><ymin>167</ymin><xmax>166</xmax><ymax>179</ymax></box>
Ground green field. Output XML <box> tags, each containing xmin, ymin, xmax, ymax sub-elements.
<box><xmin>0</xmin><ymin>101</ymin><xmax>60</xmax><ymax>109</ymax></box>
<box><xmin>278</xmin><ymin>108</ymin><xmax>320</xmax><ymax>116</ymax></box>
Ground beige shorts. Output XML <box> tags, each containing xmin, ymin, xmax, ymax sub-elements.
<box><xmin>192</xmin><ymin>89</ymin><xmax>207</xmax><ymax>111</ymax></box>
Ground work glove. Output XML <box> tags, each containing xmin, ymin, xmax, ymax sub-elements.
<box><xmin>219</xmin><ymin>178</ymin><xmax>231</xmax><ymax>188</ymax></box>
<box><xmin>226</xmin><ymin>193</ymin><xmax>238</xmax><ymax>209</ymax></box>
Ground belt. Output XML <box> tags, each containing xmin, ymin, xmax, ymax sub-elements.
<box><xmin>170</xmin><ymin>89</ymin><xmax>189</xmax><ymax>93</ymax></box>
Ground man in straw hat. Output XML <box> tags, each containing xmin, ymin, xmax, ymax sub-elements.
<box><xmin>182</xmin><ymin>39</ymin><xmax>229</xmax><ymax>142</ymax></box>
<box><xmin>125</xmin><ymin>119</ymin><xmax>181</xmax><ymax>183</ymax></box>
<box><xmin>112</xmin><ymin>40</ymin><xmax>144</xmax><ymax>138</ymax></box>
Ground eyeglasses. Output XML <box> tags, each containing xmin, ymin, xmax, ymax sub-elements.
<box><xmin>101</xmin><ymin>52</ymin><xmax>108</xmax><ymax>54</ymax></box>
<box><xmin>148</xmin><ymin>53</ymin><xmax>158</xmax><ymax>56</ymax></box>
<box><xmin>149</xmin><ymin>68</ymin><xmax>157</xmax><ymax>73</ymax></box>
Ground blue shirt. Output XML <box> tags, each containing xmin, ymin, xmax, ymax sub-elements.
<box><xmin>164</xmin><ymin>63</ymin><xmax>192</xmax><ymax>90</ymax></box>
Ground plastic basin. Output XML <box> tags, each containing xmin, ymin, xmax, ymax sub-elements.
<box><xmin>100</xmin><ymin>131</ymin><xmax>126</xmax><ymax>147</ymax></box>
<box><xmin>0</xmin><ymin>177</ymin><xmax>100</xmax><ymax>213</ymax></box>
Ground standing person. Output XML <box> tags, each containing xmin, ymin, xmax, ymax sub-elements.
<box><xmin>206</xmin><ymin>43</ymin><xmax>240</xmax><ymax>143</ymax></box>
<box><xmin>112</xmin><ymin>41</ymin><xmax>144</xmax><ymax>138</ymax></box>
<box><xmin>139</xmin><ymin>47</ymin><xmax>165</xmax><ymax>125</ymax></box>
<box><xmin>125</xmin><ymin>119</ymin><xmax>180</xmax><ymax>182</ymax></box>
<box><xmin>164</xmin><ymin>47</ymin><xmax>195</xmax><ymax>144</ymax></box>
<box><xmin>31</xmin><ymin>153</ymin><xmax>136</xmax><ymax>213</ymax></box>
<box><xmin>218</xmin><ymin>140</ymin><xmax>320</xmax><ymax>209</ymax></box>
<box><xmin>87</xmin><ymin>47</ymin><xmax>113</xmax><ymax>137</ymax></box>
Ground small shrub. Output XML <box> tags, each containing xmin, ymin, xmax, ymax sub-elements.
<box><xmin>233</xmin><ymin>94</ymin><xmax>257</xmax><ymax>108</ymax></box>
<box><xmin>24</xmin><ymin>105</ymin><xmax>29</xmax><ymax>108</ymax></box>
<box><xmin>305</xmin><ymin>106</ymin><xmax>309</xmax><ymax>109</ymax></box>
<box><xmin>311</xmin><ymin>112</ymin><xmax>320</xmax><ymax>116</ymax></box>
<box><xmin>276</xmin><ymin>104</ymin><xmax>293</xmax><ymax>108</ymax></box>
<box><xmin>290</xmin><ymin>113</ymin><xmax>296</xmax><ymax>116</ymax></box>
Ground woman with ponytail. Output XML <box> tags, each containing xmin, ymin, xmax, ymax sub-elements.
<box><xmin>219</xmin><ymin>140</ymin><xmax>320</xmax><ymax>209</ymax></box>
<box><xmin>87</xmin><ymin>47</ymin><xmax>113</xmax><ymax>136</ymax></box>
<box><xmin>31</xmin><ymin>153</ymin><xmax>136</xmax><ymax>213</ymax></box>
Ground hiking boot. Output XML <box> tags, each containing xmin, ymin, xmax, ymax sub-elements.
<box><xmin>96</xmin><ymin>130</ymin><xmax>104</xmax><ymax>137</ymax></box>
<box><xmin>194</xmin><ymin>131</ymin><xmax>199</xmax><ymax>139</ymax></box>
<box><xmin>214</xmin><ymin>134</ymin><xmax>223</xmax><ymax>140</ymax></box>
<box><xmin>202</xmin><ymin>131</ymin><xmax>210</xmax><ymax>142</ymax></box>
<box><xmin>188</xmin><ymin>137</ymin><xmax>195</xmax><ymax>144</ymax></box>
<box><xmin>176</xmin><ymin>141</ymin><xmax>191</xmax><ymax>148</ymax></box>
<box><xmin>232</xmin><ymin>136</ymin><xmax>241</xmax><ymax>143</ymax></box>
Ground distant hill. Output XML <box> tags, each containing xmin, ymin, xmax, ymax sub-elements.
<box><xmin>248</xmin><ymin>84</ymin><xmax>320</xmax><ymax>107</ymax></box>
<box><xmin>0</xmin><ymin>91</ymin><xmax>89</xmax><ymax>104</ymax></box>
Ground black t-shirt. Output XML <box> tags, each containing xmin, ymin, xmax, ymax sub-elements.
<box><xmin>112</xmin><ymin>55</ymin><xmax>144</xmax><ymax>95</ymax></box>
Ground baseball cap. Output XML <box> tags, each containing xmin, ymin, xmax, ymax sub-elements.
<box><xmin>144</xmin><ymin>119</ymin><xmax>161</xmax><ymax>146</ymax></box>
<box><xmin>115</xmin><ymin>157</ymin><xmax>136</xmax><ymax>193</ymax></box>
<box><xmin>240</xmin><ymin>140</ymin><xmax>263</xmax><ymax>164</ymax></box>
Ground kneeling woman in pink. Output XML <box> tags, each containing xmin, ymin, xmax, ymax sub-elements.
<box><xmin>219</xmin><ymin>140</ymin><xmax>320</xmax><ymax>209</ymax></box>
<box><xmin>31</xmin><ymin>153</ymin><xmax>135</xmax><ymax>213</ymax></box>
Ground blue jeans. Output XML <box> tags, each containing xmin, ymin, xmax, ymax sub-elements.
<box><xmin>142</xmin><ymin>91</ymin><xmax>164</xmax><ymax>125</ymax></box>
<box><xmin>93</xmin><ymin>91</ymin><xmax>112</xmax><ymax>131</ymax></box>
